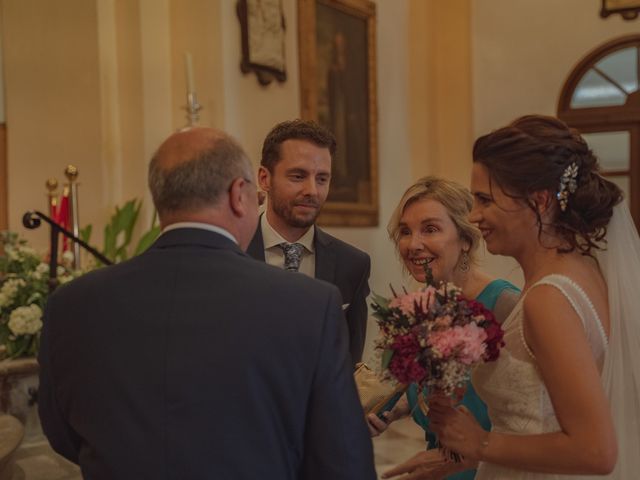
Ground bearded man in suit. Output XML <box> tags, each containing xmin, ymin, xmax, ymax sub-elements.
<box><xmin>38</xmin><ymin>127</ymin><xmax>376</xmax><ymax>480</ymax></box>
<box><xmin>248</xmin><ymin>119</ymin><xmax>371</xmax><ymax>365</ymax></box>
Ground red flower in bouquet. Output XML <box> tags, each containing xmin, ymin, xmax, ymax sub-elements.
<box><xmin>466</xmin><ymin>299</ymin><xmax>505</xmax><ymax>362</ymax></box>
<box><xmin>388</xmin><ymin>334</ymin><xmax>426</xmax><ymax>384</ymax></box>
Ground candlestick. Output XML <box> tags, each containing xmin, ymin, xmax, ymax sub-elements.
<box><xmin>184</xmin><ymin>52</ymin><xmax>195</xmax><ymax>94</ymax></box>
<box><xmin>180</xmin><ymin>51</ymin><xmax>202</xmax><ymax>130</ymax></box>
<box><xmin>182</xmin><ymin>92</ymin><xmax>203</xmax><ymax>130</ymax></box>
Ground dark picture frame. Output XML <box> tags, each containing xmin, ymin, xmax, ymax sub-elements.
<box><xmin>237</xmin><ymin>0</ymin><xmax>287</xmax><ymax>86</ymax></box>
<box><xmin>0</xmin><ymin>124</ymin><xmax>6</xmax><ymax>231</ymax></box>
<box><xmin>298</xmin><ymin>0</ymin><xmax>378</xmax><ymax>227</ymax></box>
<box><xmin>601</xmin><ymin>0</ymin><xmax>640</xmax><ymax>20</ymax></box>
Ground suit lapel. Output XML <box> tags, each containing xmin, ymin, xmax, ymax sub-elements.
<box><xmin>314</xmin><ymin>228</ymin><xmax>336</xmax><ymax>284</ymax></box>
<box><xmin>249</xmin><ymin>218</ymin><xmax>334</xmax><ymax>281</ymax></box>
<box><xmin>247</xmin><ymin>221</ymin><xmax>266</xmax><ymax>261</ymax></box>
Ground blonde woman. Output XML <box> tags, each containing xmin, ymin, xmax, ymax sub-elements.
<box><xmin>370</xmin><ymin>176</ymin><xmax>519</xmax><ymax>480</ymax></box>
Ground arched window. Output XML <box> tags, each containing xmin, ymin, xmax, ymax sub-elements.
<box><xmin>558</xmin><ymin>35</ymin><xmax>640</xmax><ymax>228</ymax></box>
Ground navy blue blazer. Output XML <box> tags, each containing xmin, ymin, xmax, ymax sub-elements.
<box><xmin>247</xmin><ymin>223</ymin><xmax>371</xmax><ymax>365</ymax></box>
<box><xmin>38</xmin><ymin>228</ymin><xmax>376</xmax><ymax>480</ymax></box>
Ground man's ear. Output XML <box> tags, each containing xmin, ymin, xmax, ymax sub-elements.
<box><xmin>228</xmin><ymin>177</ymin><xmax>250</xmax><ymax>217</ymax></box>
<box><xmin>258</xmin><ymin>166</ymin><xmax>271</xmax><ymax>192</ymax></box>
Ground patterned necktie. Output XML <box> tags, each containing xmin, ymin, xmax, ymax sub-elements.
<box><xmin>281</xmin><ymin>243</ymin><xmax>305</xmax><ymax>272</ymax></box>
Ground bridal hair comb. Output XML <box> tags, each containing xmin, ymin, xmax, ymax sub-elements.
<box><xmin>557</xmin><ymin>162</ymin><xmax>579</xmax><ymax>212</ymax></box>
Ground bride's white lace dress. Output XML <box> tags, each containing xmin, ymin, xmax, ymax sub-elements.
<box><xmin>470</xmin><ymin>203</ymin><xmax>640</xmax><ymax>478</ymax></box>
<box><xmin>472</xmin><ymin>274</ymin><xmax>607</xmax><ymax>480</ymax></box>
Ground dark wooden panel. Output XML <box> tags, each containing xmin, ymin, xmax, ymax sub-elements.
<box><xmin>0</xmin><ymin>123</ymin><xmax>6</xmax><ymax>231</ymax></box>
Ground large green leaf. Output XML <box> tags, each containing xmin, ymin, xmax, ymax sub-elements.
<box><xmin>133</xmin><ymin>225</ymin><xmax>161</xmax><ymax>256</ymax></box>
<box><xmin>0</xmin><ymin>323</ymin><xmax>10</xmax><ymax>346</ymax></box>
<box><xmin>7</xmin><ymin>335</ymin><xmax>30</xmax><ymax>358</ymax></box>
<box><xmin>370</xmin><ymin>291</ymin><xmax>390</xmax><ymax>309</ymax></box>
<box><xmin>381</xmin><ymin>349</ymin><xmax>394</xmax><ymax>370</ymax></box>
<box><xmin>102</xmin><ymin>199</ymin><xmax>142</xmax><ymax>262</ymax></box>
<box><xmin>79</xmin><ymin>224</ymin><xmax>92</xmax><ymax>244</ymax></box>
<box><xmin>27</xmin><ymin>335</ymin><xmax>40</xmax><ymax>356</ymax></box>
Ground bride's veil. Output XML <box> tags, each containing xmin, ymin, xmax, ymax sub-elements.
<box><xmin>596</xmin><ymin>201</ymin><xmax>640</xmax><ymax>477</ymax></box>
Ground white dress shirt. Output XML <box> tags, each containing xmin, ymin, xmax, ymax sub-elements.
<box><xmin>162</xmin><ymin>222</ymin><xmax>238</xmax><ymax>244</ymax></box>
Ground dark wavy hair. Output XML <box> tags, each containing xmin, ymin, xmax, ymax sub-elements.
<box><xmin>261</xmin><ymin>119</ymin><xmax>336</xmax><ymax>172</ymax></box>
<box><xmin>472</xmin><ymin>115</ymin><xmax>623</xmax><ymax>256</ymax></box>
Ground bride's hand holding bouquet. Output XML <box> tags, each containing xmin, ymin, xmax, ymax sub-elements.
<box><xmin>428</xmin><ymin>399</ymin><xmax>489</xmax><ymax>463</ymax></box>
<box><xmin>371</xmin><ymin>263</ymin><xmax>505</xmax><ymax>463</ymax></box>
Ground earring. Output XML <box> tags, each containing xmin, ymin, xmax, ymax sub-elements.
<box><xmin>459</xmin><ymin>251</ymin><xmax>470</xmax><ymax>273</ymax></box>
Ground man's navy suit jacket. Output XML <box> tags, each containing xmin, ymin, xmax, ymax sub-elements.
<box><xmin>38</xmin><ymin>228</ymin><xmax>376</xmax><ymax>480</ymax></box>
<box><xmin>247</xmin><ymin>224</ymin><xmax>371</xmax><ymax>365</ymax></box>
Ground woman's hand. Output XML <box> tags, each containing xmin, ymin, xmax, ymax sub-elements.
<box><xmin>367</xmin><ymin>394</ymin><xmax>410</xmax><ymax>437</ymax></box>
<box><xmin>367</xmin><ymin>412</ymin><xmax>392</xmax><ymax>436</ymax></box>
<box><xmin>382</xmin><ymin>449</ymin><xmax>458</xmax><ymax>479</ymax></box>
<box><xmin>428</xmin><ymin>397</ymin><xmax>488</xmax><ymax>461</ymax></box>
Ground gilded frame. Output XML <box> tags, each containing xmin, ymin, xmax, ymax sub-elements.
<box><xmin>298</xmin><ymin>0</ymin><xmax>378</xmax><ymax>227</ymax></box>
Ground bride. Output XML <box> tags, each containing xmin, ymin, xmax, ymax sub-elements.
<box><xmin>423</xmin><ymin>115</ymin><xmax>640</xmax><ymax>479</ymax></box>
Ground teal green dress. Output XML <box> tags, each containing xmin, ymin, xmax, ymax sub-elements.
<box><xmin>406</xmin><ymin>279</ymin><xmax>520</xmax><ymax>480</ymax></box>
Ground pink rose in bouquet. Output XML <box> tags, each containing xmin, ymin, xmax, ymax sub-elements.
<box><xmin>428</xmin><ymin>322</ymin><xmax>487</xmax><ymax>365</ymax></box>
<box><xmin>388</xmin><ymin>289</ymin><xmax>437</xmax><ymax>318</ymax></box>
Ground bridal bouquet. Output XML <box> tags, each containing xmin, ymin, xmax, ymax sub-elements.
<box><xmin>371</xmin><ymin>267</ymin><xmax>505</xmax><ymax>397</ymax></box>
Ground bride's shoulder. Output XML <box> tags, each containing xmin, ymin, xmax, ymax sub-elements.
<box><xmin>532</xmin><ymin>255</ymin><xmax>605</xmax><ymax>296</ymax></box>
<box><xmin>525</xmin><ymin>261</ymin><xmax>609</xmax><ymax>336</ymax></box>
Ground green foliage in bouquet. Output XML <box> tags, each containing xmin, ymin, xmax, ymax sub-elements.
<box><xmin>370</xmin><ymin>292</ymin><xmax>395</xmax><ymax>370</ymax></box>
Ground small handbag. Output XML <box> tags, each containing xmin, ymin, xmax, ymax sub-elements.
<box><xmin>353</xmin><ymin>362</ymin><xmax>406</xmax><ymax>416</ymax></box>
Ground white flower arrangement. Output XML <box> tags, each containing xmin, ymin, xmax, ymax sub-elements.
<box><xmin>8</xmin><ymin>305</ymin><xmax>43</xmax><ymax>336</ymax></box>
<box><xmin>0</xmin><ymin>278</ymin><xmax>26</xmax><ymax>308</ymax></box>
<box><xmin>0</xmin><ymin>232</ymin><xmax>79</xmax><ymax>359</ymax></box>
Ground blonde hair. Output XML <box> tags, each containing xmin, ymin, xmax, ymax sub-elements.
<box><xmin>387</xmin><ymin>176</ymin><xmax>481</xmax><ymax>263</ymax></box>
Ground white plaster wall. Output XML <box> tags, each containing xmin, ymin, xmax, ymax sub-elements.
<box><xmin>473</xmin><ymin>0</ymin><xmax>638</xmax><ymax>133</ymax></box>
<box><xmin>471</xmin><ymin>0</ymin><xmax>639</xmax><ymax>286</ymax></box>
<box><xmin>2</xmin><ymin>0</ymin><xmax>105</xmax><ymax>249</ymax></box>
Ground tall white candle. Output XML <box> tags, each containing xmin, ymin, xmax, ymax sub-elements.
<box><xmin>184</xmin><ymin>52</ymin><xmax>195</xmax><ymax>94</ymax></box>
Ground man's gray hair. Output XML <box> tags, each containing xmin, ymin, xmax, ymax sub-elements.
<box><xmin>148</xmin><ymin>134</ymin><xmax>252</xmax><ymax>214</ymax></box>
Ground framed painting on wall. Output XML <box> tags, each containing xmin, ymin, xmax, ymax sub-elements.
<box><xmin>601</xmin><ymin>0</ymin><xmax>640</xmax><ymax>19</ymax></box>
<box><xmin>298</xmin><ymin>0</ymin><xmax>378</xmax><ymax>227</ymax></box>
<box><xmin>237</xmin><ymin>0</ymin><xmax>287</xmax><ymax>85</ymax></box>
